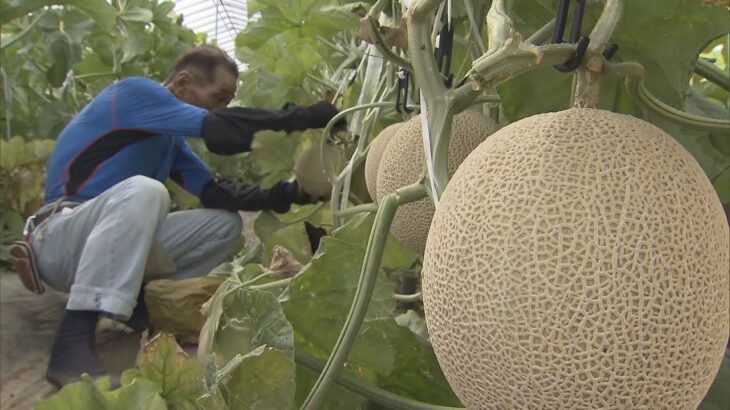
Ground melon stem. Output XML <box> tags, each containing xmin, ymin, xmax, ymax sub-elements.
<box><xmin>572</xmin><ymin>0</ymin><xmax>624</xmax><ymax>108</ymax></box>
<box><xmin>301</xmin><ymin>182</ymin><xmax>427</xmax><ymax>410</ymax></box>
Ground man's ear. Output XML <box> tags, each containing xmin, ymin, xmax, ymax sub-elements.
<box><xmin>173</xmin><ymin>70</ymin><xmax>194</xmax><ymax>88</ymax></box>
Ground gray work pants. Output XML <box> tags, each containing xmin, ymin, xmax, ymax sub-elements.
<box><xmin>29</xmin><ymin>176</ymin><xmax>242</xmax><ymax>319</ymax></box>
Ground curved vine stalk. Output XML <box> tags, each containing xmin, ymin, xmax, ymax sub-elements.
<box><xmin>301</xmin><ymin>183</ymin><xmax>428</xmax><ymax>410</ymax></box>
<box><xmin>320</xmin><ymin>102</ymin><xmax>392</xmax><ymax>228</ymax></box>
<box><xmin>339</xmin><ymin>77</ymin><xmax>392</xmax><ymax>213</ymax></box>
<box><xmin>296</xmin><ymin>351</ymin><xmax>461</xmax><ymax>410</ymax></box>
<box><xmin>334</xmin><ymin>203</ymin><xmax>378</xmax><ymax>217</ymax></box>
<box><xmin>393</xmin><ymin>291</ymin><xmax>422</xmax><ymax>302</ymax></box>
<box><xmin>695</xmin><ymin>59</ymin><xmax>730</xmax><ymax>92</ymax></box>
<box><xmin>604</xmin><ymin>61</ymin><xmax>730</xmax><ymax>133</ymax></box>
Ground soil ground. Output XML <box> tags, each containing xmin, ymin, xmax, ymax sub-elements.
<box><xmin>0</xmin><ymin>268</ymin><xmax>145</xmax><ymax>409</ymax></box>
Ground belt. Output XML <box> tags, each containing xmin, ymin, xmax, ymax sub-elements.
<box><xmin>23</xmin><ymin>200</ymin><xmax>80</xmax><ymax>240</ymax></box>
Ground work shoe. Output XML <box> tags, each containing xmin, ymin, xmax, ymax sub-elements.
<box><xmin>46</xmin><ymin>309</ymin><xmax>118</xmax><ymax>388</ymax></box>
<box><xmin>8</xmin><ymin>241</ymin><xmax>45</xmax><ymax>294</ymax></box>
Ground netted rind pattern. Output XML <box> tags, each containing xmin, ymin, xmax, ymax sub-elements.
<box><xmin>422</xmin><ymin>108</ymin><xmax>730</xmax><ymax>409</ymax></box>
<box><xmin>365</xmin><ymin>123</ymin><xmax>402</xmax><ymax>202</ymax></box>
<box><xmin>294</xmin><ymin>143</ymin><xmax>344</xmax><ymax>198</ymax></box>
<box><xmin>376</xmin><ymin>110</ymin><xmax>496</xmax><ymax>254</ymax></box>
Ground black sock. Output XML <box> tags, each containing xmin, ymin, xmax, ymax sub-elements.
<box><xmin>125</xmin><ymin>288</ymin><xmax>149</xmax><ymax>332</ymax></box>
<box><xmin>47</xmin><ymin>309</ymin><xmax>105</xmax><ymax>378</ymax></box>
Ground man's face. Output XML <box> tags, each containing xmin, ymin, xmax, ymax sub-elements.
<box><xmin>169</xmin><ymin>65</ymin><xmax>237</xmax><ymax>111</ymax></box>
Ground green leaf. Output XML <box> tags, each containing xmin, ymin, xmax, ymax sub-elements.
<box><xmin>33</xmin><ymin>377</ymin><xmax>108</xmax><ymax>410</ymax></box>
<box><xmin>301</xmin><ymin>3</ymin><xmax>361</xmax><ymax>38</ymax></box>
<box><xmin>118</xmin><ymin>6</ymin><xmax>154</xmax><ymax>23</ymax></box>
<box><xmin>235</xmin><ymin>6</ymin><xmax>297</xmax><ymax>50</ymax></box>
<box><xmin>209</xmin><ymin>287</ymin><xmax>295</xmax><ymax>364</ymax></box>
<box><xmin>205</xmin><ymin>346</ymin><xmax>296</xmax><ymax>410</ymax></box>
<box><xmin>118</xmin><ymin>20</ymin><xmax>151</xmax><ymax>64</ymax></box>
<box><xmin>254</xmin><ymin>211</ymin><xmax>312</xmax><ymax>265</ymax></box>
<box><xmin>122</xmin><ymin>333</ymin><xmax>204</xmax><ymax>409</ymax></box>
<box><xmin>331</xmin><ymin>213</ymin><xmax>418</xmax><ymax>270</ymax></box>
<box><xmin>0</xmin><ymin>136</ymin><xmax>26</xmax><ymax>170</ymax></box>
<box><xmin>283</xmin><ymin>235</ymin><xmax>397</xmax><ymax>374</ymax></box>
<box><xmin>101</xmin><ymin>378</ymin><xmax>168</xmax><ymax>410</ymax></box>
<box><xmin>2</xmin><ymin>0</ymin><xmax>116</xmax><ymax>29</ymax></box>
<box><xmin>34</xmin><ymin>376</ymin><xmax>168</xmax><ymax>410</ymax></box>
<box><xmin>250</xmin><ymin>130</ymin><xmax>300</xmax><ymax>188</ymax></box>
<box><xmin>501</xmin><ymin>0</ymin><xmax>728</xmax><ymax>120</ymax></box>
<box><xmin>280</xmin><ymin>218</ymin><xmax>460</xmax><ymax>405</ymax></box>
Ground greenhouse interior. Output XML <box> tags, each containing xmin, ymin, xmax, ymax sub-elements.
<box><xmin>0</xmin><ymin>1</ymin><xmax>728</xmax><ymax>409</ymax></box>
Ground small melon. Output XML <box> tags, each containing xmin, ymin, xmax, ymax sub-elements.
<box><xmin>376</xmin><ymin>110</ymin><xmax>497</xmax><ymax>254</ymax></box>
<box><xmin>365</xmin><ymin>123</ymin><xmax>403</xmax><ymax>202</ymax></box>
<box><xmin>422</xmin><ymin>108</ymin><xmax>729</xmax><ymax>409</ymax></box>
<box><xmin>294</xmin><ymin>142</ymin><xmax>345</xmax><ymax>198</ymax></box>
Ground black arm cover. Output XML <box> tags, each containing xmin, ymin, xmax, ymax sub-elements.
<box><xmin>200</xmin><ymin>178</ymin><xmax>312</xmax><ymax>213</ymax></box>
<box><xmin>202</xmin><ymin>105</ymin><xmax>311</xmax><ymax>155</ymax></box>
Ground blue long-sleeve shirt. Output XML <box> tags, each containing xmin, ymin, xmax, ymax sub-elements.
<box><xmin>44</xmin><ymin>77</ymin><xmax>211</xmax><ymax>202</ymax></box>
<box><xmin>43</xmin><ymin>76</ymin><xmax>312</xmax><ymax>206</ymax></box>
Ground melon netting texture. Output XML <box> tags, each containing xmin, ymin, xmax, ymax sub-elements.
<box><xmin>365</xmin><ymin>123</ymin><xmax>402</xmax><ymax>201</ymax></box>
<box><xmin>422</xmin><ymin>108</ymin><xmax>730</xmax><ymax>409</ymax></box>
<box><xmin>376</xmin><ymin>110</ymin><xmax>496</xmax><ymax>254</ymax></box>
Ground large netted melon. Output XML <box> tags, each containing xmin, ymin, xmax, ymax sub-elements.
<box><xmin>365</xmin><ymin>123</ymin><xmax>402</xmax><ymax>201</ymax></box>
<box><xmin>376</xmin><ymin>110</ymin><xmax>497</xmax><ymax>254</ymax></box>
<box><xmin>422</xmin><ymin>108</ymin><xmax>730</xmax><ymax>409</ymax></box>
<box><xmin>294</xmin><ymin>142</ymin><xmax>345</xmax><ymax>198</ymax></box>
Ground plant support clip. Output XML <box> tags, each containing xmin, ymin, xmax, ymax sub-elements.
<box><xmin>434</xmin><ymin>16</ymin><xmax>454</xmax><ymax>88</ymax></box>
<box><xmin>395</xmin><ymin>68</ymin><xmax>414</xmax><ymax>114</ymax></box>
<box><xmin>552</xmin><ymin>0</ymin><xmax>590</xmax><ymax>72</ymax></box>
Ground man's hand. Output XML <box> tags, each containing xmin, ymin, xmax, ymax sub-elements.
<box><xmin>306</xmin><ymin>101</ymin><xmax>346</xmax><ymax>130</ymax></box>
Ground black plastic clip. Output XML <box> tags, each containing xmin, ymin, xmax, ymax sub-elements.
<box><xmin>434</xmin><ymin>19</ymin><xmax>454</xmax><ymax>88</ymax></box>
<box><xmin>395</xmin><ymin>68</ymin><xmax>414</xmax><ymax>114</ymax></box>
<box><xmin>602</xmin><ymin>43</ymin><xmax>619</xmax><ymax>61</ymax></box>
<box><xmin>552</xmin><ymin>0</ymin><xmax>590</xmax><ymax>73</ymax></box>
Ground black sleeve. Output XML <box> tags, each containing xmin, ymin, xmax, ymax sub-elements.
<box><xmin>201</xmin><ymin>105</ymin><xmax>311</xmax><ymax>155</ymax></box>
<box><xmin>200</xmin><ymin>178</ymin><xmax>312</xmax><ymax>213</ymax></box>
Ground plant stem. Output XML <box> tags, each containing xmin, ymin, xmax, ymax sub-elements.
<box><xmin>323</xmin><ymin>102</ymin><xmax>393</xmax><ymax>228</ymax></box>
<box><xmin>296</xmin><ymin>351</ymin><xmax>462</xmax><ymax>410</ymax></box>
<box><xmin>407</xmin><ymin>0</ymin><xmax>444</xmax><ymax>18</ymax></box>
<box><xmin>573</xmin><ymin>0</ymin><xmax>624</xmax><ymax>108</ymax></box>
<box><xmin>249</xmin><ymin>277</ymin><xmax>292</xmax><ymax>292</ymax></box>
<box><xmin>463</xmin><ymin>0</ymin><xmax>487</xmax><ymax>55</ymax></box>
<box><xmin>240</xmin><ymin>272</ymin><xmax>273</xmax><ymax>287</ymax></box>
<box><xmin>334</xmin><ymin>203</ymin><xmax>379</xmax><ymax>217</ymax></box>
<box><xmin>469</xmin><ymin>42</ymin><xmax>578</xmax><ymax>90</ymax></box>
<box><xmin>301</xmin><ymin>183</ymin><xmax>428</xmax><ymax>410</ymax></box>
<box><xmin>393</xmin><ymin>291</ymin><xmax>422</xmax><ymax>302</ymax></box>
<box><xmin>366</xmin><ymin>17</ymin><xmax>413</xmax><ymax>71</ymax></box>
<box><xmin>695</xmin><ymin>59</ymin><xmax>730</xmax><ymax>92</ymax></box>
<box><xmin>485</xmin><ymin>0</ymin><xmax>513</xmax><ymax>54</ymax></box>
<box><xmin>75</xmin><ymin>72</ymin><xmax>119</xmax><ymax>81</ymax></box>
<box><xmin>605</xmin><ymin>61</ymin><xmax>730</xmax><ymax>132</ymax></box>
<box><xmin>369</xmin><ymin>0</ymin><xmax>390</xmax><ymax>16</ymax></box>
<box><xmin>588</xmin><ymin>0</ymin><xmax>623</xmax><ymax>55</ymax></box>
<box><xmin>405</xmin><ymin>1</ymin><xmax>457</xmax><ymax>199</ymax></box>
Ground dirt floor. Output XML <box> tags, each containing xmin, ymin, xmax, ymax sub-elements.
<box><xmin>0</xmin><ymin>268</ymin><xmax>147</xmax><ymax>409</ymax></box>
